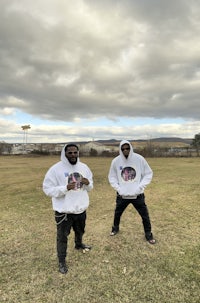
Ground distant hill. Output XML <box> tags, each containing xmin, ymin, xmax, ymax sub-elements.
<box><xmin>96</xmin><ymin>137</ymin><xmax>192</xmax><ymax>144</ymax></box>
<box><xmin>95</xmin><ymin>137</ymin><xmax>193</xmax><ymax>149</ymax></box>
<box><xmin>150</xmin><ymin>137</ymin><xmax>192</xmax><ymax>144</ymax></box>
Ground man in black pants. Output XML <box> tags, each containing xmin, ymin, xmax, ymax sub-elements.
<box><xmin>108</xmin><ymin>140</ymin><xmax>156</xmax><ymax>244</ymax></box>
<box><xmin>43</xmin><ymin>144</ymin><xmax>93</xmax><ymax>274</ymax></box>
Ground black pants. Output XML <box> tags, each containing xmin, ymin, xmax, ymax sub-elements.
<box><xmin>112</xmin><ymin>194</ymin><xmax>153</xmax><ymax>240</ymax></box>
<box><xmin>55</xmin><ymin>211</ymin><xmax>86</xmax><ymax>262</ymax></box>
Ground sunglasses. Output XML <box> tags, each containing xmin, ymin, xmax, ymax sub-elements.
<box><xmin>121</xmin><ymin>147</ymin><xmax>130</xmax><ymax>151</ymax></box>
<box><xmin>66</xmin><ymin>151</ymin><xmax>78</xmax><ymax>155</ymax></box>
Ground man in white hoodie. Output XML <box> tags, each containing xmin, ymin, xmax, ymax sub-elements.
<box><xmin>108</xmin><ymin>140</ymin><xmax>156</xmax><ymax>244</ymax></box>
<box><xmin>43</xmin><ymin>144</ymin><xmax>93</xmax><ymax>274</ymax></box>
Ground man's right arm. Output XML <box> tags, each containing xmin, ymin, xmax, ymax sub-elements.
<box><xmin>108</xmin><ymin>162</ymin><xmax>120</xmax><ymax>192</ymax></box>
<box><xmin>43</xmin><ymin>169</ymin><xmax>67</xmax><ymax>198</ymax></box>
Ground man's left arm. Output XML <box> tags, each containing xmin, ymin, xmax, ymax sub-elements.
<box><xmin>82</xmin><ymin>167</ymin><xmax>93</xmax><ymax>191</ymax></box>
<box><xmin>138</xmin><ymin>161</ymin><xmax>153</xmax><ymax>191</ymax></box>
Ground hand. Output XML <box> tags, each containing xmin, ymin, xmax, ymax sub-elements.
<box><xmin>67</xmin><ymin>182</ymin><xmax>76</xmax><ymax>190</ymax></box>
<box><xmin>81</xmin><ymin>177</ymin><xmax>89</xmax><ymax>186</ymax></box>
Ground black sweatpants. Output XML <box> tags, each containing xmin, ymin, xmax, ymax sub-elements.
<box><xmin>112</xmin><ymin>194</ymin><xmax>153</xmax><ymax>240</ymax></box>
<box><xmin>55</xmin><ymin>211</ymin><xmax>86</xmax><ymax>262</ymax></box>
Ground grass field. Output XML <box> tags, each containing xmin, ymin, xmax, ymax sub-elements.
<box><xmin>0</xmin><ymin>156</ymin><xmax>200</xmax><ymax>303</ymax></box>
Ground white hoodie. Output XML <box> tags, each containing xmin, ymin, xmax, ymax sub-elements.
<box><xmin>108</xmin><ymin>140</ymin><xmax>153</xmax><ymax>198</ymax></box>
<box><xmin>43</xmin><ymin>145</ymin><xmax>93</xmax><ymax>214</ymax></box>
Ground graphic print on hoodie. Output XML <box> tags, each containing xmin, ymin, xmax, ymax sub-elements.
<box><xmin>121</xmin><ymin>167</ymin><xmax>136</xmax><ymax>182</ymax></box>
<box><xmin>65</xmin><ymin>172</ymin><xmax>83</xmax><ymax>191</ymax></box>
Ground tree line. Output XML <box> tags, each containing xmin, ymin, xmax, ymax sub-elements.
<box><xmin>0</xmin><ymin>133</ymin><xmax>199</xmax><ymax>157</ymax></box>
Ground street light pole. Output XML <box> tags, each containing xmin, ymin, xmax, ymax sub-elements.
<box><xmin>21</xmin><ymin>125</ymin><xmax>31</xmax><ymax>153</ymax></box>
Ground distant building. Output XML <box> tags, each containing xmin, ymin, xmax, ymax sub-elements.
<box><xmin>80</xmin><ymin>141</ymin><xmax>109</xmax><ymax>155</ymax></box>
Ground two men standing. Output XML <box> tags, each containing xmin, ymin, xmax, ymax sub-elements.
<box><xmin>43</xmin><ymin>140</ymin><xmax>155</xmax><ymax>274</ymax></box>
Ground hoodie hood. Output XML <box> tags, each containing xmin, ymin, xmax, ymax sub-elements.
<box><xmin>60</xmin><ymin>144</ymin><xmax>80</xmax><ymax>165</ymax></box>
<box><xmin>119</xmin><ymin>140</ymin><xmax>134</xmax><ymax>159</ymax></box>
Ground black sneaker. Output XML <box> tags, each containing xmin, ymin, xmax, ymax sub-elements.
<box><xmin>110</xmin><ymin>225</ymin><xmax>119</xmax><ymax>236</ymax></box>
<box><xmin>59</xmin><ymin>262</ymin><xmax>68</xmax><ymax>274</ymax></box>
<box><xmin>110</xmin><ymin>230</ymin><xmax>119</xmax><ymax>236</ymax></box>
<box><xmin>75</xmin><ymin>244</ymin><xmax>92</xmax><ymax>250</ymax></box>
<box><xmin>145</xmin><ymin>233</ymin><xmax>156</xmax><ymax>244</ymax></box>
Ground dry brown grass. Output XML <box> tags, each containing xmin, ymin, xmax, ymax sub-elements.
<box><xmin>0</xmin><ymin>156</ymin><xmax>200</xmax><ymax>303</ymax></box>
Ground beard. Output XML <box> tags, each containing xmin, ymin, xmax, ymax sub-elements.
<box><xmin>68</xmin><ymin>158</ymin><xmax>77</xmax><ymax>165</ymax></box>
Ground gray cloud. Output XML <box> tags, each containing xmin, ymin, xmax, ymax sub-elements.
<box><xmin>0</xmin><ymin>0</ymin><xmax>200</xmax><ymax>142</ymax></box>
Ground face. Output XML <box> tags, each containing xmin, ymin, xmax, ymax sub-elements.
<box><xmin>65</xmin><ymin>146</ymin><xmax>78</xmax><ymax>165</ymax></box>
<box><xmin>121</xmin><ymin>143</ymin><xmax>130</xmax><ymax>158</ymax></box>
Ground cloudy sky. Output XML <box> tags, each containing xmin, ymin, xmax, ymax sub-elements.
<box><xmin>0</xmin><ymin>0</ymin><xmax>200</xmax><ymax>143</ymax></box>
